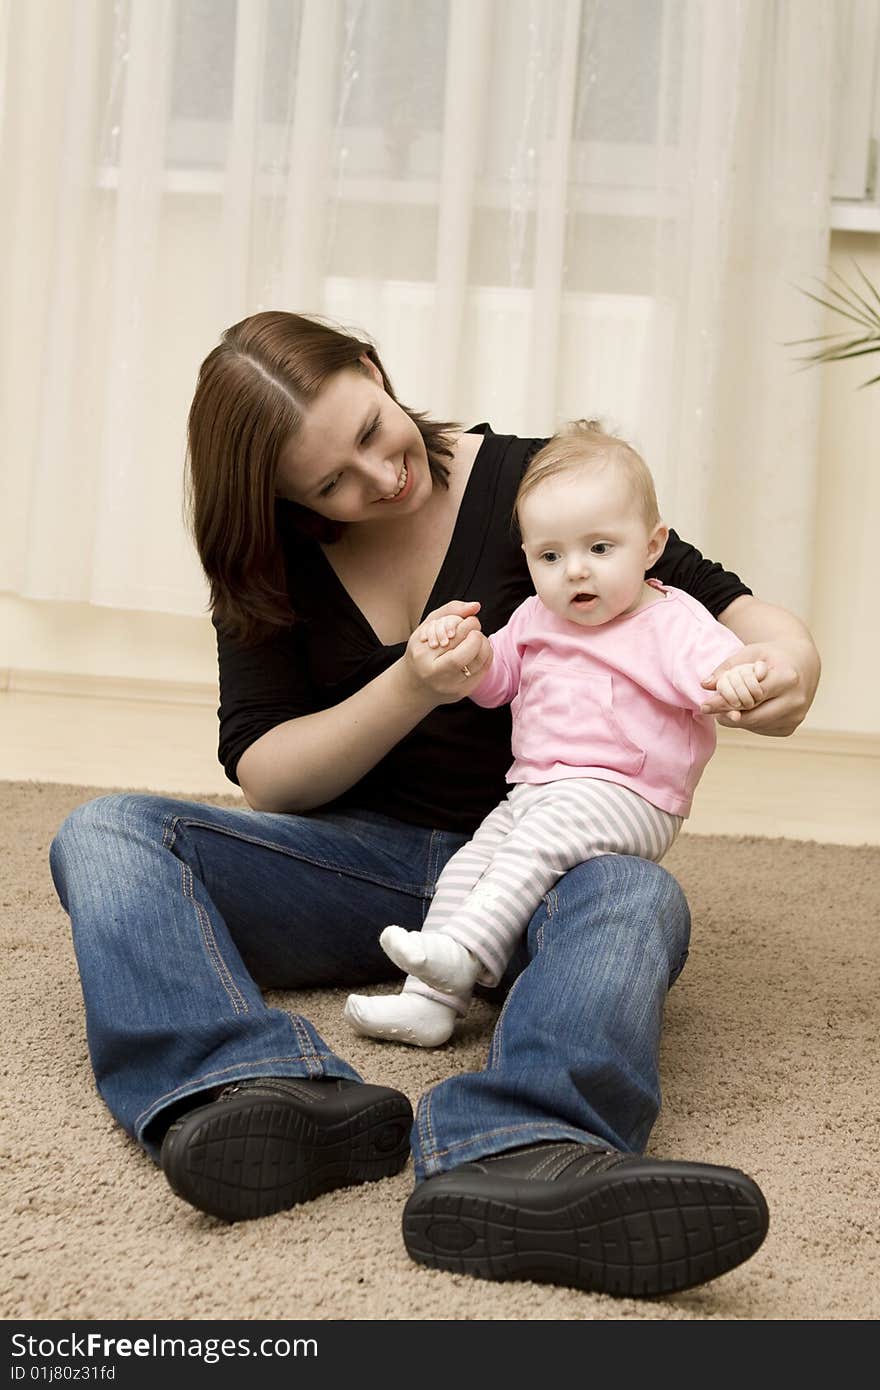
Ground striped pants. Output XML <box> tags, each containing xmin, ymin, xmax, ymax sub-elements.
<box><xmin>404</xmin><ymin>778</ymin><xmax>682</xmax><ymax>1014</ymax></box>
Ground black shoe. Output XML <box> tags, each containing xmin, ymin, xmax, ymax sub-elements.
<box><xmin>161</xmin><ymin>1076</ymin><xmax>412</xmax><ymax>1222</ymax></box>
<box><xmin>402</xmin><ymin>1141</ymin><xmax>769</xmax><ymax>1297</ymax></box>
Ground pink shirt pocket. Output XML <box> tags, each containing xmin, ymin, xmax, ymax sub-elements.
<box><xmin>510</xmin><ymin>661</ymin><xmax>647</xmax><ymax>776</ymax></box>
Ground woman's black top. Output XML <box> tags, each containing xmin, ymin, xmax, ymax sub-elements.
<box><xmin>215</xmin><ymin>426</ymin><xmax>752</xmax><ymax>834</ymax></box>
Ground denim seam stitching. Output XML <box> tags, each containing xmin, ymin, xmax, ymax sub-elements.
<box><xmin>485</xmin><ymin>888</ymin><xmax>551</xmax><ymax>1071</ymax></box>
<box><xmin>133</xmin><ymin>1053</ymin><xmax>342</xmax><ymax>1130</ymax></box>
<box><xmin>487</xmin><ymin>979</ymin><xmax>513</xmax><ymax>1069</ymax></box>
<box><xmin>179</xmin><ymin>859</ymin><xmax>251</xmax><ymax>1015</ymax></box>
<box><xmin>418</xmin><ymin>1084</ymin><xmax>438</xmax><ymax>1161</ymax></box>
<box><xmin>168</xmin><ymin>816</ymin><xmax>424</xmax><ymax>897</ymax></box>
<box><xmin>424</xmin><ymin>1121</ymin><xmax>590</xmax><ymax>1162</ymax></box>
<box><xmin>289</xmin><ymin>1016</ymin><xmax>323</xmax><ymax>1077</ymax></box>
<box><xmin>425</xmin><ymin>829</ymin><xmax>443</xmax><ymax>905</ymax></box>
<box><xmin>163</xmin><ymin>812</ymin><xmax>251</xmax><ymax>1016</ymax></box>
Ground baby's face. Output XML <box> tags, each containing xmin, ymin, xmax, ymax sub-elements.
<box><xmin>519</xmin><ymin>468</ymin><xmax>665</xmax><ymax>627</ymax></box>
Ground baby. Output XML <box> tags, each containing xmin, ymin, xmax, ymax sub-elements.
<box><xmin>345</xmin><ymin>421</ymin><xmax>766</xmax><ymax>1046</ymax></box>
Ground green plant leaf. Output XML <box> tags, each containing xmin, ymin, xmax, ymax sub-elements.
<box><xmin>803</xmin><ymin>342</ymin><xmax>880</xmax><ymax>363</ymax></box>
<box><xmin>793</xmin><ymin>262</ymin><xmax>880</xmax><ymax>385</ymax></box>
<box><xmin>785</xmin><ymin>331</ymin><xmax>864</xmax><ymax>346</ymax></box>
<box><xmin>853</xmin><ymin>260</ymin><xmax>880</xmax><ymax>315</ymax></box>
<box><xmin>827</xmin><ymin>263</ymin><xmax>880</xmax><ymax>325</ymax></box>
<box><xmin>797</xmin><ymin>285</ymin><xmax>878</xmax><ymax>331</ymax></box>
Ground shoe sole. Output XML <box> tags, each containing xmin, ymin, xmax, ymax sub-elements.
<box><xmin>163</xmin><ymin>1091</ymin><xmax>413</xmax><ymax>1222</ymax></box>
<box><xmin>402</xmin><ymin>1162</ymin><xmax>769</xmax><ymax>1297</ymax></box>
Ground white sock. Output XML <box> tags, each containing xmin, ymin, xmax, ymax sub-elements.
<box><xmin>344</xmin><ymin>992</ymin><xmax>456</xmax><ymax>1048</ymax></box>
<box><xmin>379</xmin><ymin>925</ymin><xmax>482</xmax><ymax>996</ymax></box>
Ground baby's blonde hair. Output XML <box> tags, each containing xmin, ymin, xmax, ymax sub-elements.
<box><xmin>515</xmin><ymin>420</ymin><xmax>661</xmax><ymax>531</ymax></box>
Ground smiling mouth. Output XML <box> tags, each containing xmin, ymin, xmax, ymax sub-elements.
<box><xmin>379</xmin><ymin>460</ymin><xmax>409</xmax><ymax>502</ymax></box>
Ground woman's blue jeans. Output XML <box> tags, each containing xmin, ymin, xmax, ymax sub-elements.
<box><xmin>49</xmin><ymin>794</ymin><xmax>691</xmax><ymax>1179</ymax></box>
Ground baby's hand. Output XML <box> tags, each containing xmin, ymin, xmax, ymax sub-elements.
<box><xmin>404</xmin><ymin>601</ymin><xmax>491</xmax><ymax>704</ymax></box>
<box><xmin>419</xmin><ymin>613</ymin><xmax>463</xmax><ymax>649</ymax></box>
<box><xmin>709</xmin><ymin>660</ymin><xmax>768</xmax><ymax>714</ymax></box>
<box><xmin>418</xmin><ymin>601</ymin><xmax>480</xmax><ymax>650</ymax></box>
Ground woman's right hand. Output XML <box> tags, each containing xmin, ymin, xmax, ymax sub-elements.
<box><xmin>403</xmin><ymin>600</ymin><xmax>493</xmax><ymax>703</ymax></box>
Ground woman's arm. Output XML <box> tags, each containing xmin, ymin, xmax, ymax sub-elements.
<box><xmin>701</xmin><ymin>594</ymin><xmax>821</xmax><ymax>736</ymax></box>
<box><xmin>237</xmin><ymin>603</ymin><xmax>491</xmax><ymax>813</ymax></box>
<box><xmin>238</xmin><ymin>660</ymin><xmax>436</xmax><ymax>812</ymax></box>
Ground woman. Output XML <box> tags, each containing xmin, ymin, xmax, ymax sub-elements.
<box><xmin>50</xmin><ymin>311</ymin><xmax>819</xmax><ymax>1298</ymax></box>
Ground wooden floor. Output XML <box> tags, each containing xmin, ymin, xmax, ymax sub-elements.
<box><xmin>1</xmin><ymin>689</ymin><xmax>878</xmax><ymax>846</ymax></box>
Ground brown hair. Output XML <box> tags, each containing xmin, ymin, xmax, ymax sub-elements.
<box><xmin>514</xmin><ymin>419</ymin><xmax>660</xmax><ymax>533</ymax></box>
<box><xmin>185</xmin><ymin>311</ymin><xmax>458</xmax><ymax>645</ymax></box>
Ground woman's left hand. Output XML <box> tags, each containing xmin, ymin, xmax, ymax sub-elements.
<box><xmin>700</xmin><ymin>638</ymin><xmax>820</xmax><ymax>735</ymax></box>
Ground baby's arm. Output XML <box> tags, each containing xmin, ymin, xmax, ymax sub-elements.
<box><xmin>664</xmin><ymin>609</ymin><xmax>757</xmax><ymax>717</ymax></box>
<box><xmin>669</xmin><ymin>615</ymin><xmax>768</xmax><ymax>721</ymax></box>
<box><xmin>417</xmin><ymin>598</ymin><xmax>535</xmax><ymax>707</ymax></box>
<box><xmin>709</xmin><ymin>660</ymin><xmax>769</xmax><ymax>716</ymax></box>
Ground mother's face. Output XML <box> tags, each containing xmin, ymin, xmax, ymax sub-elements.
<box><xmin>275</xmin><ymin>362</ymin><xmax>431</xmax><ymax>527</ymax></box>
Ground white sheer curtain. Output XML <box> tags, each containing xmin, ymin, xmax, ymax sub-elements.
<box><xmin>0</xmin><ymin>0</ymin><xmax>834</xmax><ymax>621</ymax></box>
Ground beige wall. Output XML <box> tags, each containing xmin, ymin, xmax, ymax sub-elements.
<box><xmin>3</xmin><ymin>228</ymin><xmax>879</xmax><ymax>734</ymax></box>
<box><xmin>0</xmin><ymin>594</ymin><xmax>217</xmax><ymax>692</ymax></box>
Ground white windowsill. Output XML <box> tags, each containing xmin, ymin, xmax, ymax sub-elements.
<box><xmin>831</xmin><ymin>198</ymin><xmax>880</xmax><ymax>232</ymax></box>
<box><xmin>93</xmin><ymin>166</ymin><xmax>680</xmax><ymax>218</ymax></box>
<box><xmin>94</xmin><ymin>165</ymin><xmax>880</xmax><ymax>231</ymax></box>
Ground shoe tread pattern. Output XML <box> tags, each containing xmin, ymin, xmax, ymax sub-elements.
<box><xmin>403</xmin><ymin>1171</ymin><xmax>769</xmax><ymax>1297</ymax></box>
<box><xmin>164</xmin><ymin>1093</ymin><xmax>411</xmax><ymax>1222</ymax></box>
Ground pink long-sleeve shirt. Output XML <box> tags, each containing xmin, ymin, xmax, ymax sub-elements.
<box><xmin>470</xmin><ymin>581</ymin><xmax>744</xmax><ymax>817</ymax></box>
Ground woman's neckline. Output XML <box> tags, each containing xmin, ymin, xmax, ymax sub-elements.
<box><xmin>315</xmin><ymin>425</ymin><xmax>492</xmax><ymax>648</ymax></box>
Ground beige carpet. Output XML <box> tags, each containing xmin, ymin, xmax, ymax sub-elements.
<box><xmin>2</xmin><ymin>780</ymin><xmax>878</xmax><ymax>1322</ymax></box>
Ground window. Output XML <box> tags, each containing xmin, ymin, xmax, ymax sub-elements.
<box><xmin>99</xmin><ymin>0</ymin><xmax>683</xmax><ymax>206</ymax></box>
<box><xmin>832</xmin><ymin>0</ymin><xmax>880</xmax><ymax>228</ymax></box>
